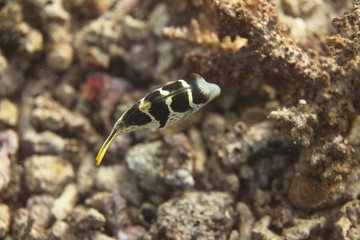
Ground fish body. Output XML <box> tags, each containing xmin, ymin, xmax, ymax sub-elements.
<box><xmin>96</xmin><ymin>73</ymin><xmax>221</xmax><ymax>165</ymax></box>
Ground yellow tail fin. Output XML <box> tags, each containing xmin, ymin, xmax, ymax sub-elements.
<box><xmin>96</xmin><ymin>131</ymin><xmax>117</xmax><ymax>166</ymax></box>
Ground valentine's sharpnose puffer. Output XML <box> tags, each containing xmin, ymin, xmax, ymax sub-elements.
<box><xmin>96</xmin><ymin>73</ymin><xmax>221</xmax><ymax>165</ymax></box>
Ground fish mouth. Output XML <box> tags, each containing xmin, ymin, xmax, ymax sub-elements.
<box><xmin>208</xmin><ymin>83</ymin><xmax>221</xmax><ymax>101</ymax></box>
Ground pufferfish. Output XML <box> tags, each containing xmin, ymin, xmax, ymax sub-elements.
<box><xmin>96</xmin><ymin>73</ymin><xmax>221</xmax><ymax>165</ymax></box>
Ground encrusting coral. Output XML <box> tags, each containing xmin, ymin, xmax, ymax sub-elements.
<box><xmin>1</xmin><ymin>0</ymin><xmax>360</xmax><ymax>239</ymax></box>
<box><xmin>165</xmin><ymin>0</ymin><xmax>360</xmax><ymax>211</ymax></box>
<box><xmin>163</xmin><ymin>19</ymin><xmax>248</xmax><ymax>51</ymax></box>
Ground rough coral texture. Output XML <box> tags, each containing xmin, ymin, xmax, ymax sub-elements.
<box><xmin>0</xmin><ymin>0</ymin><xmax>360</xmax><ymax>239</ymax></box>
<box><xmin>150</xmin><ymin>191</ymin><xmax>235</xmax><ymax>240</ymax></box>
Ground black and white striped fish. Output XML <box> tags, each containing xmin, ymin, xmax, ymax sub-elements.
<box><xmin>96</xmin><ymin>73</ymin><xmax>221</xmax><ymax>165</ymax></box>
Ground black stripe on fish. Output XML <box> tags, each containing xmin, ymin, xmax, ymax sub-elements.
<box><xmin>184</xmin><ymin>74</ymin><xmax>209</xmax><ymax>104</ymax></box>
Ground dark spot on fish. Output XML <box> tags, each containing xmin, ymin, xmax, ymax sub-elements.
<box><xmin>145</xmin><ymin>90</ymin><xmax>161</xmax><ymax>102</ymax></box>
<box><xmin>122</xmin><ymin>103</ymin><xmax>152</xmax><ymax>126</ymax></box>
<box><xmin>171</xmin><ymin>91</ymin><xmax>190</xmax><ymax>112</ymax></box>
<box><xmin>162</xmin><ymin>81</ymin><xmax>183</xmax><ymax>92</ymax></box>
<box><xmin>184</xmin><ymin>75</ymin><xmax>208</xmax><ymax>104</ymax></box>
<box><xmin>149</xmin><ymin>101</ymin><xmax>169</xmax><ymax>128</ymax></box>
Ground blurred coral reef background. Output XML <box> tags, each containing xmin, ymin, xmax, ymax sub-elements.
<box><xmin>0</xmin><ymin>0</ymin><xmax>360</xmax><ymax>239</ymax></box>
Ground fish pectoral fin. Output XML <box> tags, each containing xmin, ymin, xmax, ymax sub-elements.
<box><xmin>185</xmin><ymin>109</ymin><xmax>194</xmax><ymax>128</ymax></box>
<box><xmin>96</xmin><ymin>131</ymin><xmax>116</xmax><ymax>166</ymax></box>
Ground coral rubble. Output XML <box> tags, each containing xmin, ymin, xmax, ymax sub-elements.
<box><xmin>150</xmin><ymin>191</ymin><xmax>235</xmax><ymax>240</ymax></box>
<box><xmin>0</xmin><ymin>0</ymin><xmax>359</xmax><ymax>239</ymax></box>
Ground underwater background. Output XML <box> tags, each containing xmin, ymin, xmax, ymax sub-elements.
<box><xmin>0</xmin><ymin>0</ymin><xmax>360</xmax><ymax>239</ymax></box>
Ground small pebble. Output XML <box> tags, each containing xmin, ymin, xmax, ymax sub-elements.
<box><xmin>288</xmin><ymin>175</ymin><xmax>328</xmax><ymax>210</ymax></box>
<box><xmin>24</xmin><ymin>155</ymin><xmax>75</xmax><ymax>195</ymax></box>
<box><xmin>26</xmin><ymin>194</ymin><xmax>55</xmax><ymax>228</ymax></box>
<box><xmin>85</xmin><ymin>191</ymin><xmax>130</xmax><ymax>235</ymax></box>
<box><xmin>126</xmin><ymin>141</ymin><xmax>166</xmax><ymax>193</ymax></box>
<box><xmin>333</xmin><ymin>216</ymin><xmax>352</xmax><ymax>240</ymax></box>
<box><xmin>0</xmin><ymin>99</ymin><xmax>19</xmax><ymax>127</ymax></box>
<box><xmin>0</xmin><ymin>204</ymin><xmax>10</xmax><ymax>238</ymax></box>
<box><xmin>50</xmin><ymin>220</ymin><xmax>73</xmax><ymax>240</ymax></box>
<box><xmin>282</xmin><ymin>217</ymin><xmax>325</xmax><ymax>239</ymax></box>
<box><xmin>52</xmin><ymin>183</ymin><xmax>78</xmax><ymax>220</ymax></box>
<box><xmin>47</xmin><ymin>42</ymin><xmax>74</xmax><ymax>71</ymax></box>
<box><xmin>236</xmin><ymin>202</ymin><xmax>255</xmax><ymax>240</ymax></box>
<box><xmin>117</xmin><ymin>225</ymin><xmax>147</xmax><ymax>240</ymax></box>
<box><xmin>12</xmin><ymin>208</ymin><xmax>31</xmax><ymax>240</ymax></box>
<box><xmin>123</xmin><ymin>15</ymin><xmax>149</xmax><ymax>41</ymax></box>
<box><xmin>22</xmin><ymin>130</ymin><xmax>86</xmax><ymax>163</ymax></box>
<box><xmin>72</xmin><ymin>206</ymin><xmax>106</xmax><ymax>231</ymax></box>
<box><xmin>93</xmin><ymin>231</ymin><xmax>117</xmax><ymax>240</ymax></box>
<box><xmin>77</xmin><ymin>154</ymin><xmax>96</xmax><ymax>195</ymax></box>
<box><xmin>95</xmin><ymin>164</ymin><xmax>141</xmax><ymax>205</ymax></box>
<box><xmin>0</xmin><ymin>129</ymin><xmax>19</xmax><ymax>193</ymax></box>
<box><xmin>252</xmin><ymin>215</ymin><xmax>283</xmax><ymax>240</ymax></box>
